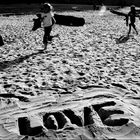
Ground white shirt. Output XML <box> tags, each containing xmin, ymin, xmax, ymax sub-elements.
<box><xmin>41</xmin><ymin>12</ymin><xmax>53</xmax><ymax>27</ymax></box>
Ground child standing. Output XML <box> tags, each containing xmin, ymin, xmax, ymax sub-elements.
<box><xmin>40</xmin><ymin>3</ymin><xmax>56</xmax><ymax>50</ymax></box>
<box><xmin>127</xmin><ymin>5</ymin><xmax>138</xmax><ymax>36</ymax></box>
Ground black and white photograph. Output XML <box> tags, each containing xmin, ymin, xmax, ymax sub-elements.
<box><xmin>0</xmin><ymin>0</ymin><xmax>140</xmax><ymax>140</ymax></box>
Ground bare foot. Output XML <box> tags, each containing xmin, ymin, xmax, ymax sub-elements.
<box><xmin>43</xmin><ymin>43</ymin><xmax>47</xmax><ymax>50</ymax></box>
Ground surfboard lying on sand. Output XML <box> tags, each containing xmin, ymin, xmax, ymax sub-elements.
<box><xmin>54</xmin><ymin>14</ymin><xmax>85</xmax><ymax>26</ymax></box>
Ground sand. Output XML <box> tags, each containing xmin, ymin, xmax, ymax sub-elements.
<box><xmin>0</xmin><ymin>9</ymin><xmax>140</xmax><ymax>140</ymax></box>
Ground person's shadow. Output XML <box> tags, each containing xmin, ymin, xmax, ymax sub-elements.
<box><xmin>0</xmin><ymin>34</ymin><xmax>60</xmax><ymax>71</ymax></box>
<box><xmin>0</xmin><ymin>50</ymin><xmax>45</xmax><ymax>71</ymax></box>
<box><xmin>115</xmin><ymin>35</ymin><xmax>130</xmax><ymax>44</ymax></box>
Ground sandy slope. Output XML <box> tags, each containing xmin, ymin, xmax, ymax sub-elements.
<box><xmin>0</xmin><ymin>9</ymin><xmax>140</xmax><ymax>139</ymax></box>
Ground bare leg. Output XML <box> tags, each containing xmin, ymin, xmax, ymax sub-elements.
<box><xmin>43</xmin><ymin>29</ymin><xmax>48</xmax><ymax>50</ymax></box>
<box><xmin>43</xmin><ymin>26</ymin><xmax>52</xmax><ymax>50</ymax></box>
<box><xmin>132</xmin><ymin>24</ymin><xmax>138</xmax><ymax>35</ymax></box>
<box><xmin>44</xmin><ymin>42</ymin><xmax>47</xmax><ymax>50</ymax></box>
<box><xmin>127</xmin><ymin>24</ymin><xmax>131</xmax><ymax>36</ymax></box>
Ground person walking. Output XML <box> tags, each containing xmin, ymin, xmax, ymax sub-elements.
<box><xmin>127</xmin><ymin>5</ymin><xmax>139</xmax><ymax>36</ymax></box>
<box><xmin>40</xmin><ymin>3</ymin><xmax>56</xmax><ymax>50</ymax></box>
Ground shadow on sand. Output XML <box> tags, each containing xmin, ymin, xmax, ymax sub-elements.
<box><xmin>0</xmin><ymin>49</ymin><xmax>45</xmax><ymax>71</ymax></box>
<box><xmin>115</xmin><ymin>35</ymin><xmax>130</xmax><ymax>44</ymax></box>
<box><xmin>0</xmin><ymin>34</ymin><xmax>59</xmax><ymax>71</ymax></box>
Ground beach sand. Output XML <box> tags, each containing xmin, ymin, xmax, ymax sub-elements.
<box><xmin>0</xmin><ymin>9</ymin><xmax>140</xmax><ymax>140</ymax></box>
